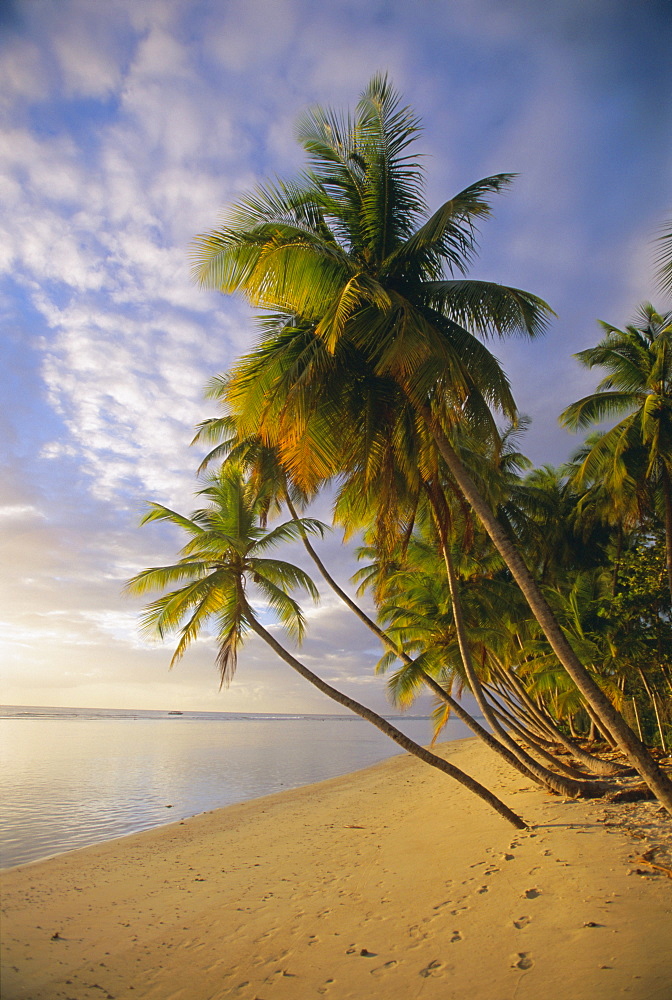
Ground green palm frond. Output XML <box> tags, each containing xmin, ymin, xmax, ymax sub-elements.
<box><xmin>125</xmin><ymin>561</ymin><xmax>210</xmax><ymax>597</ymax></box>
<box><xmin>250</xmin><ymin>577</ymin><xmax>307</xmax><ymax>643</ymax></box>
<box><xmin>386</xmin><ymin>175</ymin><xmax>515</xmax><ymax>277</ymax></box>
<box><xmin>422</xmin><ymin>279</ymin><xmax>554</xmax><ymax>339</ymax></box>
<box><xmin>138</xmin><ymin>503</ymin><xmax>204</xmax><ymax>537</ymax></box>
<box><xmin>127</xmin><ymin>467</ymin><xmax>321</xmax><ymax>678</ymax></box>
<box><xmin>654</xmin><ymin>219</ymin><xmax>672</xmax><ymax>297</ymax></box>
<box><xmin>560</xmin><ymin>391</ymin><xmax>643</xmax><ymax>431</ymax></box>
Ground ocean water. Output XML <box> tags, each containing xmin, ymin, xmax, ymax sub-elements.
<box><xmin>0</xmin><ymin>705</ymin><xmax>472</xmax><ymax>869</ymax></box>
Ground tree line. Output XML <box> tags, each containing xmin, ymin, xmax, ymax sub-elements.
<box><xmin>127</xmin><ymin>76</ymin><xmax>672</xmax><ymax>827</ymax></box>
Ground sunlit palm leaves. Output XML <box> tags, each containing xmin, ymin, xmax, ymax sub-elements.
<box><xmin>560</xmin><ymin>304</ymin><xmax>672</xmax><ymax>596</ymax></box>
<box><xmin>126</xmin><ymin>467</ymin><xmax>324</xmax><ymax>686</ymax></box>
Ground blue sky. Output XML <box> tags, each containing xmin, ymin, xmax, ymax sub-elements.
<box><xmin>1</xmin><ymin>0</ymin><xmax>670</xmax><ymax>713</ymax></box>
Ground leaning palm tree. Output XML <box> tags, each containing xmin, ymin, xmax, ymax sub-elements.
<box><xmin>192</xmin><ymin>411</ymin><xmax>591</xmax><ymax>789</ymax></box>
<box><xmin>126</xmin><ymin>465</ymin><xmax>526</xmax><ymax>828</ymax></box>
<box><xmin>192</xmin><ymin>76</ymin><xmax>672</xmax><ymax>810</ymax></box>
<box><xmin>560</xmin><ymin>303</ymin><xmax>672</xmax><ymax>599</ymax></box>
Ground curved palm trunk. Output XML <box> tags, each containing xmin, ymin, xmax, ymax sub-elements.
<box><xmin>583</xmin><ymin>700</ymin><xmax>618</xmax><ymax>748</ymax></box>
<box><xmin>285</xmin><ymin>494</ymin><xmax>544</xmax><ymax>785</ymax></box>
<box><xmin>487</xmin><ymin>700</ymin><xmax>607</xmax><ymax>779</ymax></box>
<box><xmin>290</xmin><ymin>490</ymin><xmax>607</xmax><ymax>795</ymax></box>
<box><xmin>486</xmin><ymin>671</ymin><xmax>615</xmax><ymax>769</ymax></box>
<box><xmin>427</xmin><ymin>480</ymin><xmax>616</xmax><ymax>786</ymax></box>
<box><xmin>247</xmin><ymin>617</ymin><xmax>527</xmax><ymax>829</ymax></box>
<box><xmin>423</xmin><ymin>411</ymin><xmax>672</xmax><ymax>814</ymax></box>
<box><xmin>490</xmin><ymin>660</ymin><xmax>619</xmax><ymax>772</ymax></box>
<box><xmin>488</xmin><ymin>674</ymin><xmax>561</xmax><ymax>743</ymax></box>
<box><xmin>637</xmin><ymin>668</ymin><xmax>668</xmax><ymax>753</ymax></box>
<box><xmin>434</xmin><ymin>527</ymin><xmax>611</xmax><ymax>799</ymax></box>
<box><xmin>416</xmin><ymin>671</ymin><xmax>541</xmax><ymax>784</ymax></box>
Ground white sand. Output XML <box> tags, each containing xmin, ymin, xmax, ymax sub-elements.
<box><xmin>2</xmin><ymin>737</ymin><xmax>671</xmax><ymax>999</ymax></box>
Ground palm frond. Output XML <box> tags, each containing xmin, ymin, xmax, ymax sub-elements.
<box><xmin>559</xmin><ymin>391</ymin><xmax>642</xmax><ymax>431</ymax></box>
<box><xmin>654</xmin><ymin>219</ymin><xmax>672</xmax><ymax>297</ymax></box>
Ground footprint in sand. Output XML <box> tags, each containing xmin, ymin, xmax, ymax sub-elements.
<box><xmin>419</xmin><ymin>960</ymin><xmax>445</xmax><ymax>978</ymax></box>
<box><xmin>524</xmin><ymin>888</ymin><xmax>541</xmax><ymax>899</ymax></box>
<box><xmin>476</xmin><ymin>885</ymin><xmax>489</xmax><ymax>894</ymax></box>
<box><xmin>513</xmin><ymin>916</ymin><xmax>531</xmax><ymax>929</ymax></box>
<box><xmin>450</xmin><ymin>930</ymin><xmax>463</xmax><ymax>942</ymax></box>
<box><xmin>511</xmin><ymin>952</ymin><xmax>534</xmax><ymax>970</ymax></box>
<box><xmin>370</xmin><ymin>960</ymin><xmax>398</xmax><ymax>977</ymax></box>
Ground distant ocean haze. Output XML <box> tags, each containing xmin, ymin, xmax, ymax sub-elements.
<box><xmin>0</xmin><ymin>706</ymin><xmax>473</xmax><ymax>869</ymax></box>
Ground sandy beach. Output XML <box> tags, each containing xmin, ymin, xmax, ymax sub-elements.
<box><xmin>2</xmin><ymin>737</ymin><xmax>671</xmax><ymax>1000</ymax></box>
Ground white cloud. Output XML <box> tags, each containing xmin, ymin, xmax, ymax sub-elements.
<box><xmin>0</xmin><ymin>504</ymin><xmax>45</xmax><ymax>521</ymax></box>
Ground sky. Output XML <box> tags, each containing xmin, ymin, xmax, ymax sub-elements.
<box><xmin>1</xmin><ymin>0</ymin><xmax>670</xmax><ymax>715</ymax></box>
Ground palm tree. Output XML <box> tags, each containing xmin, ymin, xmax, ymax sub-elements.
<box><xmin>191</xmin><ymin>76</ymin><xmax>672</xmax><ymax>811</ymax></box>
<box><xmin>126</xmin><ymin>465</ymin><xmax>527</xmax><ymax>828</ymax></box>
<box><xmin>560</xmin><ymin>304</ymin><xmax>672</xmax><ymax>599</ymax></box>
<box><xmin>367</xmin><ymin>525</ymin><xmax>614</xmax><ymax>797</ymax></box>
<box><xmin>655</xmin><ymin>219</ymin><xmax>672</xmax><ymax>299</ymax></box>
<box><xmin>192</xmin><ymin>417</ymin><xmax>551</xmax><ymax>788</ymax></box>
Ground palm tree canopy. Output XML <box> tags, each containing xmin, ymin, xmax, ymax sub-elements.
<box><xmin>125</xmin><ymin>467</ymin><xmax>325</xmax><ymax>687</ymax></box>
<box><xmin>560</xmin><ymin>304</ymin><xmax>672</xmax><ymax>483</ymax></box>
<box><xmin>655</xmin><ymin>218</ymin><xmax>672</xmax><ymax>298</ymax></box>
<box><xmin>191</xmin><ymin>74</ymin><xmax>554</xmax><ymax>480</ymax></box>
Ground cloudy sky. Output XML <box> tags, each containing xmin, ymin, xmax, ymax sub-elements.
<box><xmin>1</xmin><ymin>0</ymin><xmax>670</xmax><ymax>715</ymax></box>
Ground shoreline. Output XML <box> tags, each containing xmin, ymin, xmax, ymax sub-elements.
<box><xmin>2</xmin><ymin>737</ymin><xmax>671</xmax><ymax>999</ymax></box>
<box><xmin>0</xmin><ymin>708</ymin><xmax>448</xmax><ymax>871</ymax></box>
<box><xmin>0</xmin><ymin>736</ymin><xmax>455</xmax><ymax>875</ymax></box>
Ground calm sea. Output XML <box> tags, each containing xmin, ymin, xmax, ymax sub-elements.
<box><xmin>0</xmin><ymin>705</ymin><xmax>472</xmax><ymax>869</ymax></box>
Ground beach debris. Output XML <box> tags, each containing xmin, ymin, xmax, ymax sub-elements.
<box><xmin>360</xmin><ymin>948</ymin><xmax>376</xmax><ymax>957</ymax></box>
<box><xmin>50</xmin><ymin>931</ymin><xmax>61</xmax><ymax>940</ymax></box>
<box><xmin>583</xmin><ymin>921</ymin><xmax>602</xmax><ymax>927</ymax></box>
<box><xmin>637</xmin><ymin>846</ymin><xmax>672</xmax><ymax>878</ymax></box>
<box><xmin>606</xmin><ymin>784</ymin><xmax>655</xmax><ymax>803</ymax></box>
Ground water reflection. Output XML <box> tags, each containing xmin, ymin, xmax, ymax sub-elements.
<box><xmin>0</xmin><ymin>714</ymin><xmax>470</xmax><ymax>868</ymax></box>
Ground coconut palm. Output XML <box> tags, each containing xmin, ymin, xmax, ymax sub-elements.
<box><xmin>367</xmin><ymin>526</ymin><xmax>614</xmax><ymax>797</ymax></box>
<box><xmin>192</xmin><ymin>76</ymin><xmax>672</xmax><ymax>810</ymax></box>
<box><xmin>193</xmin><ymin>415</ymin><xmax>549</xmax><ymax>786</ymax></box>
<box><xmin>560</xmin><ymin>304</ymin><xmax>672</xmax><ymax>599</ymax></box>
<box><xmin>655</xmin><ymin>219</ymin><xmax>672</xmax><ymax>298</ymax></box>
<box><xmin>126</xmin><ymin>465</ymin><xmax>526</xmax><ymax>828</ymax></box>
<box><xmin>195</xmin><ymin>407</ymin><xmax>621</xmax><ymax>791</ymax></box>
